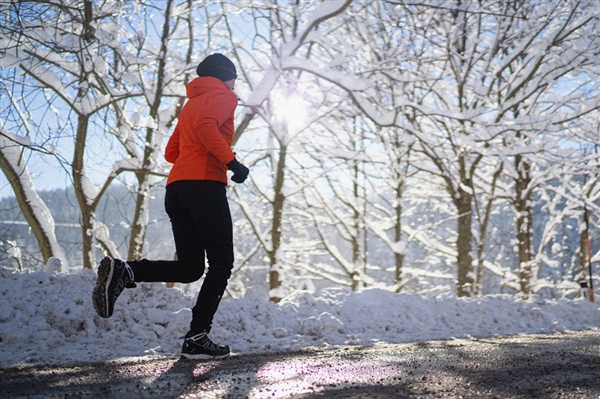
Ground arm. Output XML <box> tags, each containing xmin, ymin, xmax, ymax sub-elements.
<box><xmin>164</xmin><ymin>123</ymin><xmax>180</xmax><ymax>164</ymax></box>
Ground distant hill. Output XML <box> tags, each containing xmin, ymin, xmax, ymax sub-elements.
<box><xmin>0</xmin><ymin>184</ymin><xmax>172</xmax><ymax>270</ymax></box>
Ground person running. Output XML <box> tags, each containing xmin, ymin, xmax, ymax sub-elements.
<box><xmin>91</xmin><ymin>53</ymin><xmax>249</xmax><ymax>360</ymax></box>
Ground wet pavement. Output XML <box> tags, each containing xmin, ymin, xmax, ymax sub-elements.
<box><xmin>1</xmin><ymin>330</ymin><xmax>599</xmax><ymax>398</ymax></box>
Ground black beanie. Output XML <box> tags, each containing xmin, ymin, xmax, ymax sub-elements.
<box><xmin>196</xmin><ymin>53</ymin><xmax>237</xmax><ymax>81</ymax></box>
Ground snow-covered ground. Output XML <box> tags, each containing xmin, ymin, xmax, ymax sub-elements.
<box><xmin>1</xmin><ymin>266</ymin><xmax>598</xmax><ymax>367</ymax></box>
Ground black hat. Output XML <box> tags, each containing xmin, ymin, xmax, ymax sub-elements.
<box><xmin>196</xmin><ymin>53</ymin><xmax>237</xmax><ymax>81</ymax></box>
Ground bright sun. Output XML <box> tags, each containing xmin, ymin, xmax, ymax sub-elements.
<box><xmin>271</xmin><ymin>91</ymin><xmax>310</xmax><ymax>135</ymax></box>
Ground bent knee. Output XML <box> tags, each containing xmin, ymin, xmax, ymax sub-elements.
<box><xmin>206</xmin><ymin>264</ymin><xmax>232</xmax><ymax>281</ymax></box>
<box><xmin>178</xmin><ymin>264</ymin><xmax>204</xmax><ymax>283</ymax></box>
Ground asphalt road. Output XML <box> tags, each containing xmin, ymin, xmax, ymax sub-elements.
<box><xmin>1</xmin><ymin>330</ymin><xmax>599</xmax><ymax>398</ymax></box>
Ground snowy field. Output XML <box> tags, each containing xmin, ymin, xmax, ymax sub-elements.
<box><xmin>1</xmin><ymin>266</ymin><xmax>598</xmax><ymax>367</ymax></box>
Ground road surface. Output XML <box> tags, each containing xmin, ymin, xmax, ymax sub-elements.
<box><xmin>1</xmin><ymin>330</ymin><xmax>599</xmax><ymax>398</ymax></box>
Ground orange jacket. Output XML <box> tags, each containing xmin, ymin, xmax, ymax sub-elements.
<box><xmin>165</xmin><ymin>77</ymin><xmax>238</xmax><ymax>185</ymax></box>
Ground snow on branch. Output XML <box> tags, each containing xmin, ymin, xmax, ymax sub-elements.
<box><xmin>0</xmin><ymin>126</ymin><xmax>68</xmax><ymax>267</ymax></box>
<box><xmin>281</xmin><ymin>56</ymin><xmax>397</xmax><ymax>126</ymax></box>
<box><xmin>280</xmin><ymin>0</ymin><xmax>352</xmax><ymax>57</ymax></box>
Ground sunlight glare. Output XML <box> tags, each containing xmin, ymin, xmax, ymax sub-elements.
<box><xmin>272</xmin><ymin>91</ymin><xmax>309</xmax><ymax>135</ymax></box>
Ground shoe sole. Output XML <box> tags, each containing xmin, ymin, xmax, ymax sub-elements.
<box><xmin>92</xmin><ymin>256</ymin><xmax>114</xmax><ymax>318</ymax></box>
<box><xmin>181</xmin><ymin>352</ymin><xmax>230</xmax><ymax>360</ymax></box>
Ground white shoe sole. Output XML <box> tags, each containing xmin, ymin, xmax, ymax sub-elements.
<box><xmin>181</xmin><ymin>352</ymin><xmax>230</xmax><ymax>360</ymax></box>
<box><xmin>92</xmin><ymin>257</ymin><xmax>114</xmax><ymax>318</ymax></box>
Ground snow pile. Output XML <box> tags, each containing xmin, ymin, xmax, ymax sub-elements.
<box><xmin>1</xmin><ymin>266</ymin><xmax>598</xmax><ymax>367</ymax></box>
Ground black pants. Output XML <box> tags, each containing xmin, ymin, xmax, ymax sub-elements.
<box><xmin>127</xmin><ymin>180</ymin><xmax>234</xmax><ymax>333</ymax></box>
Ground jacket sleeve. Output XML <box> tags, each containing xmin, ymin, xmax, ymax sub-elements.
<box><xmin>164</xmin><ymin>123</ymin><xmax>180</xmax><ymax>164</ymax></box>
<box><xmin>194</xmin><ymin>92</ymin><xmax>238</xmax><ymax>164</ymax></box>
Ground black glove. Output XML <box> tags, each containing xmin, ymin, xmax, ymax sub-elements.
<box><xmin>227</xmin><ymin>157</ymin><xmax>249</xmax><ymax>183</ymax></box>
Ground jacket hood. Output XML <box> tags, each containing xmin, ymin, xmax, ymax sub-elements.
<box><xmin>186</xmin><ymin>76</ymin><xmax>229</xmax><ymax>98</ymax></box>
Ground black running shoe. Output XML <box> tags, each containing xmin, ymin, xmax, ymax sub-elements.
<box><xmin>181</xmin><ymin>331</ymin><xmax>230</xmax><ymax>360</ymax></box>
<box><xmin>92</xmin><ymin>256</ymin><xmax>136</xmax><ymax>318</ymax></box>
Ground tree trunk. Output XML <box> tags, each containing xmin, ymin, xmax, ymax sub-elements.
<box><xmin>455</xmin><ymin>187</ymin><xmax>474</xmax><ymax>297</ymax></box>
<box><xmin>128</xmin><ymin>0</ymin><xmax>174</xmax><ymax>260</ymax></box>
<box><xmin>351</xmin><ymin>159</ymin><xmax>361</xmax><ymax>291</ymax></box>
<box><xmin>516</xmin><ymin>206</ymin><xmax>534</xmax><ymax>295</ymax></box>
<box><xmin>73</xmin><ymin>1</ymin><xmax>97</xmax><ymax>270</ymax></box>
<box><xmin>394</xmin><ymin>179</ymin><xmax>405</xmax><ymax>287</ymax></box>
<box><xmin>578</xmin><ymin>223</ymin><xmax>589</xmax><ymax>282</ymax></box>
<box><xmin>514</xmin><ymin>154</ymin><xmax>534</xmax><ymax>295</ymax></box>
<box><xmin>578</xmin><ymin>177</ymin><xmax>596</xmax><ymax>285</ymax></box>
<box><xmin>269</xmin><ymin>142</ymin><xmax>287</xmax><ymax>303</ymax></box>
<box><xmin>72</xmin><ymin>114</ymin><xmax>96</xmax><ymax>270</ymax></box>
<box><xmin>128</xmin><ymin>179</ymin><xmax>150</xmax><ymax>260</ymax></box>
<box><xmin>0</xmin><ymin>141</ymin><xmax>65</xmax><ymax>266</ymax></box>
<box><xmin>475</xmin><ymin>163</ymin><xmax>503</xmax><ymax>295</ymax></box>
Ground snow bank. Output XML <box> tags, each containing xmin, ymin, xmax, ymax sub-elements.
<box><xmin>0</xmin><ymin>267</ymin><xmax>598</xmax><ymax>367</ymax></box>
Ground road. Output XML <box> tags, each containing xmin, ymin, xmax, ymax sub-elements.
<box><xmin>1</xmin><ymin>330</ymin><xmax>599</xmax><ymax>398</ymax></box>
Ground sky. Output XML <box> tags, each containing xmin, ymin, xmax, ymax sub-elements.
<box><xmin>1</xmin><ymin>264</ymin><xmax>598</xmax><ymax>367</ymax></box>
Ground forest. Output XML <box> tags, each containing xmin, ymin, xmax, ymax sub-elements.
<box><xmin>1</xmin><ymin>0</ymin><xmax>598</xmax><ymax>302</ymax></box>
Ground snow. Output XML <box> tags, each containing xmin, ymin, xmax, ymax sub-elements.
<box><xmin>1</xmin><ymin>266</ymin><xmax>598</xmax><ymax>367</ymax></box>
<box><xmin>44</xmin><ymin>257</ymin><xmax>63</xmax><ymax>273</ymax></box>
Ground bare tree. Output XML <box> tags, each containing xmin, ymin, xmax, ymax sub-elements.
<box><xmin>282</xmin><ymin>0</ymin><xmax>600</xmax><ymax>296</ymax></box>
<box><xmin>489</xmin><ymin>1</ymin><xmax>600</xmax><ymax>295</ymax></box>
<box><xmin>3</xmin><ymin>0</ymin><xmax>597</xmax><ymax>301</ymax></box>
<box><xmin>0</xmin><ymin>127</ymin><xmax>67</xmax><ymax>267</ymax></box>
<box><xmin>366</xmin><ymin>125</ymin><xmax>416</xmax><ymax>289</ymax></box>
<box><xmin>122</xmin><ymin>0</ymin><xmax>197</xmax><ymax>260</ymax></box>
<box><xmin>1</xmin><ymin>1</ymin><xmax>136</xmax><ymax>268</ymax></box>
<box><xmin>301</xmin><ymin>115</ymin><xmax>371</xmax><ymax>291</ymax></box>
<box><xmin>2</xmin><ymin>1</ymin><xmax>204</xmax><ymax>268</ymax></box>
<box><xmin>221</xmin><ymin>0</ymin><xmax>352</xmax><ymax>301</ymax></box>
